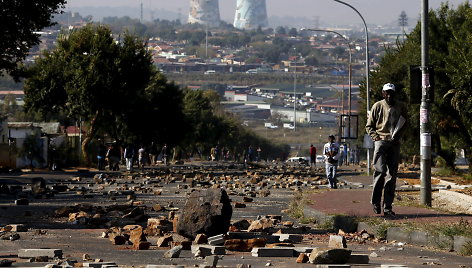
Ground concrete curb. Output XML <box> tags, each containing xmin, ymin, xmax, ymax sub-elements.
<box><xmin>304</xmin><ymin>206</ymin><xmax>472</xmax><ymax>255</ymax></box>
<box><xmin>357</xmin><ymin>222</ymin><xmax>472</xmax><ymax>254</ymax></box>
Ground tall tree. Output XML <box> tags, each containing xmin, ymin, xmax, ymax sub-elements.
<box><xmin>359</xmin><ymin>2</ymin><xmax>472</xmax><ymax>168</ymax></box>
<box><xmin>0</xmin><ymin>0</ymin><xmax>66</xmax><ymax>78</ymax></box>
<box><xmin>24</xmin><ymin>25</ymin><xmax>184</xmax><ymax>162</ymax></box>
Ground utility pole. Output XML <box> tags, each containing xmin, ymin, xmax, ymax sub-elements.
<box><xmin>293</xmin><ymin>47</ymin><xmax>297</xmax><ymax>132</ymax></box>
<box><xmin>420</xmin><ymin>0</ymin><xmax>432</xmax><ymax>206</ymax></box>
<box><xmin>140</xmin><ymin>1</ymin><xmax>143</xmax><ymax>23</ymax></box>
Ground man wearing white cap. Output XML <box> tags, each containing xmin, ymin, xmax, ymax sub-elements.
<box><xmin>366</xmin><ymin>83</ymin><xmax>408</xmax><ymax>217</ymax></box>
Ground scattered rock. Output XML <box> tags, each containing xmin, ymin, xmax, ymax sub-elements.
<box><xmin>177</xmin><ymin>188</ymin><xmax>232</xmax><ymax>239</ymax></box>
<box><xmin>296</xmin><ymin>253</ymin><xmax>309</xmax><ymax>263</ymax></box>
<box><xmin>163</xmin><ymin>245</ymin><xmax>183</xmax><ymax>258</ymax></box>
<box><xmin>328</xmin><ymin>235</ymin><xmax>347</xmax><ymax>248</ymax></box>
<box><xmin>309</xmin><ymin>248</ymin><xmax>352</xmax><ymax>264</ymax></box>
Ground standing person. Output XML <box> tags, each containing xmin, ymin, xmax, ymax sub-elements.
<box><xmin>124</xmin><ymin>144</ymin><xmax>134</xmax><ymax>171</ymax></box>
<box><xmin>366</xmin><ymin>83</ymin><xmax>408</xmax><ymax>217</ymax></box>
<box><xmin>247</xmin><ymin>146</ymin><xmax>254</xmax><ymax>162</ymax></box>
<box><xmin>343</xmin><ymin>143</ymin><xmax>349</xmax><ymax>166</ymax></box>
<box><xmin>107</xmin><ymin>143</ymin><xmax>121</xmax><ymax>171</ymax></box>
<box><xmin>138</xmin><ymin>145</ymin><xmax>147</xmax><ymax>172</ymax></box>
<box><xmin>323</xmin><ymin>135</ymin><xmax>340</xmax><ymax>189</ymax></box>
<box><xmin>309</xmin><ymin>144</ymin><xmax>317</xmax><ymax>168</ymax></box>
<box><xmin>210</xmin><ymin>146</ymin><xmax>216</xmax><ymax>161</ymax></box>
<box><xmin>148</xmin><ymin>142</ymin><xmax>158</xmax><ymax>166</ymax></box>
<box><xmin>256</xmin><ymin>147</ymin><xmax>262</xmax><ymax>162</ymax></box>
<box><xmin>161</xmin><ymin>144</ymin><xmax>168</xmax><ymax>165</ymax></box>
<box><xmin>97</xmin><ymin>142</ymin><xmax>107</xmax><ymax>171</ymax></box>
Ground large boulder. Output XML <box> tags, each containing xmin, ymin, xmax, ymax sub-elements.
<box><xmin>177</xmin><ymin>188</ymin><xmax>232</xmax><ymax>239</ymax></box>
<box><xmin>309</xmin><ymin>248</ymin><xmax>352</xmax><ymax>264</ymax></box>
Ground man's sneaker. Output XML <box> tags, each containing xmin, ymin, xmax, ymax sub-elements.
<box><xmin>384</xmin><ymin>211</ymin><xmax>396</xmax><ymax>217</ymax></box>
<box><xmin>372</xmin><ymin>204</ymin><xmax>381</xmax><ymax>214</ymax></box>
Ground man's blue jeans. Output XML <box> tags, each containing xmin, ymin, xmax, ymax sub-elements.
<box><xmin>325</xmin><ymin>163</ymin><xmax>338</xmax><ymax>188</ymax></box>
<box><xmin>371</xmin><ymin>140</ymin><xmax>401</xmax><ymax>212</ymax></box>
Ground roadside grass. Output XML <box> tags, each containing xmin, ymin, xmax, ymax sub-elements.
<box><xmin>287</xmin><ymin>189</ymin><xmax>325</xmax><ymax>227</ymax></box>
<box><xmin>433</xmin><ymin>167</ymin><xmax>457</xmax><ymax>177</ymax></box>
<box><xmin>428</xmin><ymin>219</ymin><xmax>472</xmax><ymax>238</ymax></box>
<box><xmin>462</xmin><ymin>173</ymin><xmax>472</xmax><ymax>183</ymax></box>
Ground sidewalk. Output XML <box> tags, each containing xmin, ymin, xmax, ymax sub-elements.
<box><xmin>307</xmin><ymin>188</ymin><xmax>472</xmax><ymax>223</ymax></box>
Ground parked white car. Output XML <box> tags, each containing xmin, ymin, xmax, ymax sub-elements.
<box><xmin>286</xmin><ymin>156</ymin><xmax>310</xmax><ymax>165</ymax></box>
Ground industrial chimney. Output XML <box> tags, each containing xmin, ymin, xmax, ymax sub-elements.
<box><xmin>234</xmin><ymin>0</ymin><xmax>269</xmax><ymax>30</ymax></box>
<box><xmin>188</xmin><ymin>0</ymin><xmax>221</xmax><ymax>27</ymax></box>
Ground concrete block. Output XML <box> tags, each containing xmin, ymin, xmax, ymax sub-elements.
<box><xmin>18</xmin><ymin>249</ymin><xmax>63</xmax><ymax>258</ymax></box>
<box><xmin>409</xmin><ymin>230</ymin><xmax>430</xmax><ymax>246</ymax></box>
<box><xmin>437</xmin><ymin>234</ymin><xmax>454</xmax><ymax>251</ymax></box>
<box><xmin>347</xmin><ymin>254</ymin><xmax>369</xmax><ymax>264</ymax></box>
<box><xmin>191</xmin><ymin>245</ymin><xmax>212</xmax><ymax>258</ymax></box>
<box><xmin>314</xmin><ymin>264</ymin><xmax>351</xmax><ymax>268</ymax></box>
<box><xmin>208</xmin><ymin>234</ymin><xmax>225</xmax><ymax>245</ymax></box>
<box><xmin>273</xmin><ymin>233</ymin><xmax>303</xmax><ymax>243</ymax></box>
<box><xmin>204</xmin><ymin>255</ymin><xmax>219</xmax><ymax>267</ymax></box>
<box><xmin>83</xmin><ymin>263</ymin><xmax>117</xmax><ymax>268</ymax></box>
<box><xmin>227</xmin><ymin>232</ymin><xmax>278</xmax><ymax>243</ymax></box>
<box><xmin>8</xmin><ymin>224</ymin><xmax>28</xmax><ymax>232</ymax></box>
<box><xmin>328</xmin><ymin>235</ymin><xmax>347</xmax><ymax>248</ymax></box>
<box><xmin>191</xmin><ymin>245</ymin><xmax>226</xmax><ymax>255</ymax></box>
<box><xmin>386</xmin><ymin>227</ymin><xmax>410</xmax><ymax>243</ymax></box>
<box><xmin>146</xmin><ymin>264</ymin><xmax>185</xmax><ymax>268</ymax></box>
<box><xmin>164</xmin><ymin>245</ymin><xmax>183</xmax><ymax>258</ymax></box>
<box><xmin>356</xmin><ymin>222</ymin><xmax>378</xmax><ymax>235</ymax></box>
<box><xmin>453</xmin><ymin>235</ymin><xmax>472</xmax><ymax>253</ymax></box>
<box><xmin>294</xmin><ymin>247</ymin><xmax>318</xmax><ymax>254</ymax></box>
<box><xmin>15</xmin><ymin>198</ymin><xmax>29</xmax><ymax>205</ymax></box>
<box><xmin>251</xmin><ymin>247</ymin><xmax>294</xmax><ymax>257</ymax></box>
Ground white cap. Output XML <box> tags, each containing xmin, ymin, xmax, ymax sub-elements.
<box><xmin>382</xmin><ymin>83</ymin><xmax>395</xmax><ymax>91</ymax></box>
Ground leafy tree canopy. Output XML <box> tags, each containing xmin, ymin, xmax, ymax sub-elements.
<box><xmin>0</xmin><ymin>0</ymin><xmax>66</xmax><ymax>79</ymax></box>
<box><xmin>24</xmin><ymin>24</ymin><xmax>185</xmax><ymax>161</ymax></box>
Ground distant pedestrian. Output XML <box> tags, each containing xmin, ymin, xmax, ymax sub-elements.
<box><xmin>247</xmin><ymin>146</ymin><xmax>254</xmax><ymax>162</ymax></box>
<box><xmin>323</xmin><ymin>135</ymin><xmax>340</xmax><ymax>189</ymax></box>
<box><xmin>256</xmin><ymin>147</ymin><xmax>262</xmax><ymax>162</ymax></box>
<box><xmin>106</xmin><ymin>143</ymin><xmax>121</xmax><ymax>171</ymax></box>
<box><xmin>343</xmin><ymin>143</ymin><xmax>348</xmax><ymax>166</ymax></box>
<box><xmin>148</xmin><ymin>142</ymin><xmax>158</xmax><ymax>166</ymax></box>
<box><xmin>309</xmin><ymin>144</ymin><xmax>317</xmax><ymax>168</ymax></box>
<box><xmin>97</xmin><ymin>142</ymin><xmax>107</xmax><ymax>171</ymax></box>
<box><xmin>161</xmin><ymin>144</ymin><xmax>169</xmax><ymax>165</ymax></box>
<box><xmin>210</xmin><ymin>146</ymin><xmax>216</xmax><ymax>161</ymax></box>
<box><xmin>138</xmin><ymin>145</ymin><xmax>147</xmax><ymax>171</ymax></box>
<box><xmin>366</xmin><ymin>83</ymin><xmax>408</xmax><ymax>217</ymax></box>
<box><xmin>124</xmin><ymin>144</ymin><xmax>134</xmax><ymax>171</ymax></box>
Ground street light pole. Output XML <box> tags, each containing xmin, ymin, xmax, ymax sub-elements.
<box><xmin>304</xmin><ymin>29</ymin><xmax>352</xmax><ymax>117</ymax></box>
<box><xmin>293</xmin><ymin>47</ymin><xmax>297</xmax><ymax>132</ymax></box>
<box><xmin>332</xmin><ymin>0</ymin><xmax>370</xmax><ymax>174</ymax></box>
<box><xmin>420</xmin><ymin>0</ymin><xmax>432</xmax><ymax>206</ymax></box>
<box><xmin>304</xmin><ymin>29</ymin><xmax>352</xmax><ymax>141</ymax></box>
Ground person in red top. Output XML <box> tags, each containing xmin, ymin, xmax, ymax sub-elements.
<box><xmin>309</xmin><ymin>144</ymin><xmax>317</xmax><ymax>168</ymax></box>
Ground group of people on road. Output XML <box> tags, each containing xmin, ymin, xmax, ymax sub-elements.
<box><xmin>97</xmin><ymin>142</ymin><xmax>170</xmax><ymax>172</ymax></box>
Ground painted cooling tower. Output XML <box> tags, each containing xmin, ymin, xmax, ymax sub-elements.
<box><xmin>188</xmin><ymin>0</ymin><xmax>221</xmax><ymax>27</ymax></box>
<box><xmin>234</xmin><ymin>0</ymin><xmax>269</xmax><ymax>30</ymax></box>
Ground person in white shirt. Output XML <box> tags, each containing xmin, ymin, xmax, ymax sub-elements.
<box><xmin>323</xmin><ymin>134</ymin><xmax>341</xmax><ymax>189</ymax></box>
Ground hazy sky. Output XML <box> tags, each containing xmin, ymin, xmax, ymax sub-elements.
<box><xmin>66</xmin><ymin>0</ymin><xmax>469</xmax><ymax>25</ymax></box>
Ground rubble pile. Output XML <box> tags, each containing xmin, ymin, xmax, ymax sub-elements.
<box><xmin>0</xmin><ymin>163</ymin><xmax>376</xmax><ymax>267</ymax></box>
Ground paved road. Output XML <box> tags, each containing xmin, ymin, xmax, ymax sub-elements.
<box><xmin>1</xmin><ymin>163</ymin><xmax>471</xmax><ymax>267</ymax></box>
